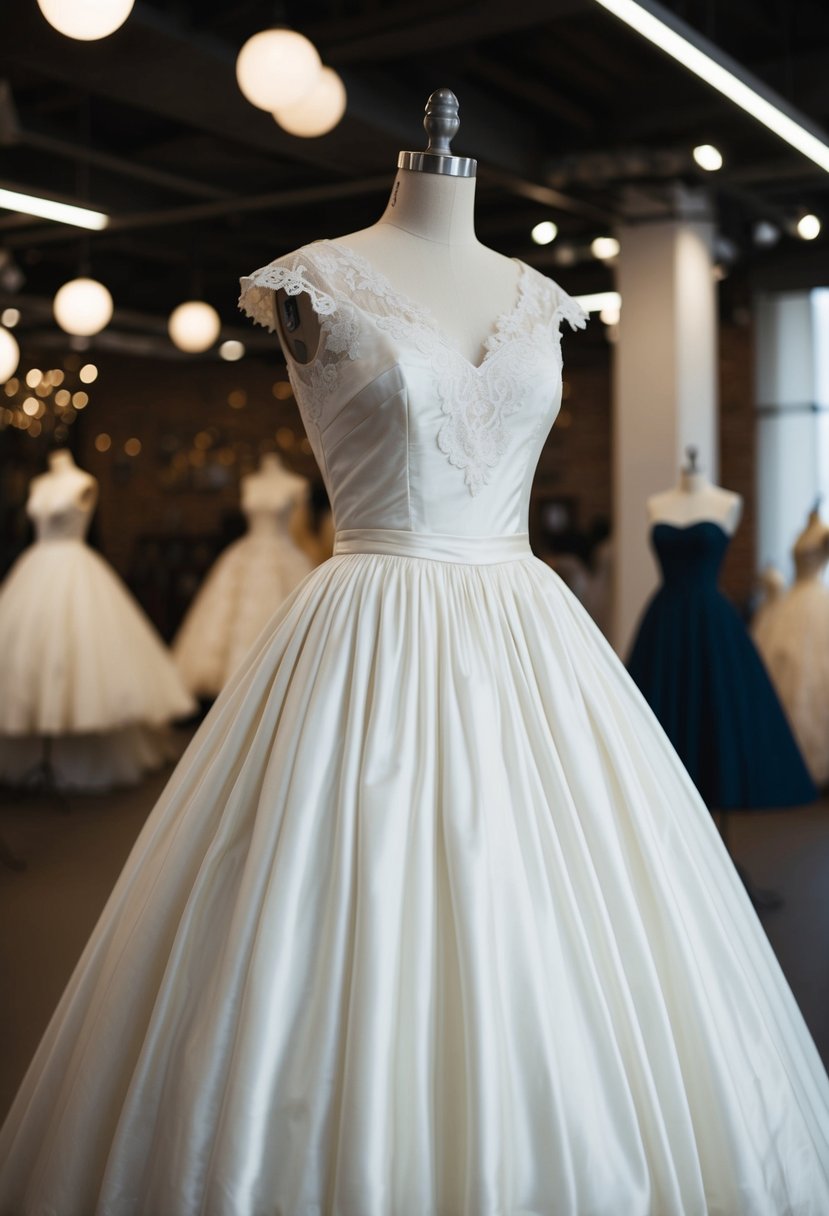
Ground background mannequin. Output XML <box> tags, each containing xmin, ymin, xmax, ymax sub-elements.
<box><xmin>0</xmin><ymin>449</ymin><xmax>194</xmax><ymax>790</ymax></box>
<box><xmin>647</xmin><ymin>447</ymin><xmax>742</xmax><ymax>534</ymax></box>
<box><xmin>628</xmin><ymin>451</ymin><xmax>815</xmax><ymax>849</ymax></box>
<box><xmin>276</xmin><ymin>91</ymin><xmax>521</xmax><ymax>369</ymax></box>
<box><xmin>174</xmin><ymin>452</ymin><xmax>313</xmax><ymax>697</ymax></box>
<box><xmin>753</xmin><ymin>504</ymin><xmax>829</xmax><ymax>787</ymax></box>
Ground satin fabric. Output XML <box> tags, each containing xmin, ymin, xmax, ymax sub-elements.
<box><xmin>627</xmin><ymin>522</ymin><xmax>816</xmax><ymax>810</ymax></box>
<box><xmin>2</xmin><ymin>243</ymin><xmax>829</xmax><ymax>1214</ymax></box>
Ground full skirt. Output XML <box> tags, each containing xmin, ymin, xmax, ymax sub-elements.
<box><xmin>173</xmin><ymin>531</ymin><xmax>313</xmax><ymax>697</ymax></box>
<box><xmin>2</xmin><ymin>553</ymin><xmax>829</xmax><ymax>1216</ymax></box>
<box><xmin>0</xmin><ymin>540</ymin><xmax>194</xmax><ymax>737</ymax></box>
<box><xmin>753</xmin><ymin>580</ymin><xmax>829</xmax><ymax>787</ymax></box>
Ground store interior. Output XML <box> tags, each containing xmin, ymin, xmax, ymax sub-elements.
<box><xmin>1</xmin><ymin>0</ymin><xmax>829</xmax><ymax>1132</ymax></box>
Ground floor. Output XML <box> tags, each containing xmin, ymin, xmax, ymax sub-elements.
<box><xmin>1</xmin><ymin>773</ymin><xmax>828</xmax><ymax>1123</ymax></box>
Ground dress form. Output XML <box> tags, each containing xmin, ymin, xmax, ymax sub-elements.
<box><xmin>276</xmin><ymin>90</ymin><xmax>521</xmax><ymax>369</ymax></box>
<box><xmin>28</xmin><ymin>449</ymin><xmax>97</xmax><ymax>522</ymax></box>
<box><xmin>241</xmin><ymin>453</ymin><xmax>308</xmax><ymax>526</ymax></box>
<box><xmin>647</xmin><ymin>450</ymin><xmax>742</xmax><ymax>535</ymax></box>
<box><xmin>793</xmin><ymin>506</ymin><xmax>829</xmax><ymax>581</ymax></box>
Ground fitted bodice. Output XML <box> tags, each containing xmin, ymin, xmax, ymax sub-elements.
<box><xmin>240</xmin><ymin>240</ymin><xmax>586</xmax><ymax>539</ymax></box>
<box><xmin>27</xmin><ymin>478</ymin><xmax>96</xmax><ymax>542</ymax></box>
<box><xmin>651</xmin><ymin>521</ymin><xmax>730</xmax><ymax>591</ymax></box>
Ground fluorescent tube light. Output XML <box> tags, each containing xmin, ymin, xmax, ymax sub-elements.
<box><xmin>0</xmin><ymin>187</ymin><xmax>109</xmax><ymax>230</ymax></box>
<box><xmin>594</xmin><ymin>0</ymin><xmax>829</xmax><ymax>174</ymax></box>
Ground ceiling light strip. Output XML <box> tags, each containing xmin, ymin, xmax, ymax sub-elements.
<box><xmin>594</xmin><ymin>0</ymin><xmax>829</xmax><ymax>174</ymax></box>
<box><xmin>0</xmin><ymin>187</ymin><xmax>109</xmax><ymax>231</ymax></box>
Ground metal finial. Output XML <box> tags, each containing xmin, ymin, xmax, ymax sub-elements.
<box><xmin>684</xmin><ymin>445</ymin><xmax>699</xmax><ymax>473</ymax></box>
<box><xmin>397</xmin><ymin>88</ymin><xmax>476</xmax><ymax>178</ymax></box>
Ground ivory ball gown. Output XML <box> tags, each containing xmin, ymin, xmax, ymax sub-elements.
<box><xmin>1</xmin><ymin>240</ymin><xmax>829</xmax><ymax>1214</ymax></box>
<box><xmin>173</xmin><ymin>502</ymin><xmax>312</xmax><ymax>697</ymax></box>
<box><xmin>0</xmin><ymin>485</ymin><xmax>194</xmax><ymax>790</ymax></box>
<box><xmin>753</xmin><ymin>543</ymin><xmax>829</xmax><ymax>788</ymax></box>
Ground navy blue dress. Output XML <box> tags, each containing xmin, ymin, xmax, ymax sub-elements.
<box><xmin>627</xmin><ymin>521</ymin><xmax>817</xmax><ymax>810</ymax></box>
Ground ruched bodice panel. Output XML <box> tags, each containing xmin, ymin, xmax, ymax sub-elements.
<box><xmin>240</xmin><ymin>240</ymin><xmax>586</xmax><ymax>540</ymax></box>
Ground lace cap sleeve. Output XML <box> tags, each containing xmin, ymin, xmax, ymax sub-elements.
<box><xmin>551</xmin><ymin>282</ymin><xmax>588</xmax><ymax>333</ymax></box>
<box><xmin>238</xmin><ymin>248</ymin><xmax>338</xmax><ymax>333</ymax></box>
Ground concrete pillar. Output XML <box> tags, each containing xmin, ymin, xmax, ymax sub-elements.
<box><xmin>612</xmin><ymin>193</ymin><xmax>717</xmax><ymax>653</ymax></box>
<box><xmin>755</xmin><ymin>290</ymin><xmax>828</xmax><ymax>579</ymax></box>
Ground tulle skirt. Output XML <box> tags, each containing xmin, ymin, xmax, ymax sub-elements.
<box><xmin>753</xmin><ymin>579</ymin><xmax>829</xmax><ymax>787</ymax></box>
<box><xmin>0</xmin><ymin>540</ymin><xmax>194</xmax><ymax>736</ymax></box>
<box><xmin>1</xmin><ymin>545</ymin><xmax>829</xmax><ymax>1215</ymax></box>
<box><xmin>173</xmin><ymin>530</ymin><xmax>313</xmax><ymax>697</ymax></box>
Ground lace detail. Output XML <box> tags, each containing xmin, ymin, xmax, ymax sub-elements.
<box><xmin>238</xmin><ymin>263</ymin><xmax>338</xmax><ymax>331</ymax></box>
<box><xmin>239</xmin><ymin>252</ymin><xmax>363</xmax><ymax>425</ymax></box>
<box><xmin>239</xmin><ymin>242</ymin><xmax>587</xmax><ymax>480</ymax></box>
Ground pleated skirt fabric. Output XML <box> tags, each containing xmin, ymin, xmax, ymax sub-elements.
<box><xmin>1</xmin><ymin>553</ymin><xmax>829</xmax><ymax>1216</ymax></box>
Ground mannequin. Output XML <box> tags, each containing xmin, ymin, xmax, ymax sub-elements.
<box><xmin>241</xmin><ymin>452</ymin><xmax>308</xmax><ymax>524</ymax></box>
<box><xmin>753</xmin><ymin>504</ymin><xmax>829</xmax><ymax>787</ymax></box>
<box><xmin>275</xmin><ymin>89</ymin><xmax>521</xmax><ymax>369</ymax></box>
<box><xmin>173</xmin><ymin>451</ymin><xmax>313</xmax><ymax>697</ymax></box>
<box><xmin>0</xmin><ymin>450</ymin><xmax>194</xmax><ymax>790</ymax></box>
<box><xmin>793</xmin><ymin>503</ymin><xmax>829</xmax><ymax>580</ymax></box>
<box><xmin>27</xmin><ymin>448</ymin><xmax>97</xmax><ymax>525</ymax></box>
<box><xmin>647</xmin><ymin>446</ymin><xmax>742</xmax><ymax>534</ymax></box>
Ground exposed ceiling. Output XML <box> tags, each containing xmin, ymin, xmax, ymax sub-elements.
<box><xmin>1</xmin><ymin>0</ymin><xmax>829</xmax><ymax>355</ymax></box>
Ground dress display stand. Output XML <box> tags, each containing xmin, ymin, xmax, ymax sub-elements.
<box><xmin>753</xmin><ymin>504</ymin><xmax>829</xmax><ymax>787</ymax></box>
<box><xmin>173</xmin><ymin>453</ymin><xmax>313</xmax><ymax>698</ymax></box>
<box><xmin>3</xmin><ymin>95</ymin><xmax>829</xmax><ymax>1215</ymax></box>
<box><xmin>0</xmin><ymin>450</ymin><xmax>195</xmax><ymax>792</ymax></box>
<box><xmin>628</xmin><ymin>449</ymin><xmax>817</xmax><ymax>907</ymax></box>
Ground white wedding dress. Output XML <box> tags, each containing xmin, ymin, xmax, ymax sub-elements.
<box><xmin>173</xmin><ymin>484</ymin><xmax>312</xmax><ymax>698</ymax></box>
<box><xmin>0</xmin><ymin>480</ymin><xmax>194</xmax><ymax>790</ymax></box>
<box><xmin>753</xmin><ymin>545</ymin><xmax>829</xmax><ymax>787</ymax></box>
<box><xmin>2</xmin><ymin>239</ymin><xmax>829</xmax><ymax>1215</ymax></box>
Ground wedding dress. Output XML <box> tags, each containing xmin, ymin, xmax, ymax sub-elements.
<box><xmin>0</xmin><ymin>474</ymin><xmax>194</xmax><ymax>789</ymax></box>
<box><xmin>1</xmin><ymin>239</ymin><xmax>829</xmax><ymax>1215</ymax></box>
<box><xmin>627</xmin><ymin>521</ymin><xmax>816</xmax><ymax>809</ymax></box>
<box><xmin>753</xmin><ymin>542</ymin><xmax>829</xmax><ymax>787</ymax></box>
<box><xmin>173</xmin><ymin>470</ymin><xmax>312</xmax><ymax>697</ymax></box>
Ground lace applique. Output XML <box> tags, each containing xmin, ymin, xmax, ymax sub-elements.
<box><xmin>314</xmin><ymin>243</ymin><xmax>587</xmax><ymax>496</ymax></box>
<box><xmin>239</xmin><ymin>251</ymin><xmax>362</xmax><ymax>424</ymax></box>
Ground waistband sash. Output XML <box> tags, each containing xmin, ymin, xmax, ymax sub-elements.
<box><xmin>333</xmin><ymin>528</ymin><xmax>531</xmax><ymax>565</ymax></box>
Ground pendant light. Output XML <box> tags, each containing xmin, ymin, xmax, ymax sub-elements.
<box><xmin>169</xmin><ymin>301</ymin><xmax>221</xmax><ymax>353</ymax></box>
<box><xmin>53</xmin><ymin>276</ymin><xmax>113</xmax><ymax>337</ymax></box>
<box><xmin>37</xmin><ymin>0</ymin><xmax>135</xmax><ymax>41</ymax></box>
<box><xmin>274</xmin><ymin>67</ymin><xmax>347</xmax><ymax>137</ymax></box>
<box><xmin>236</xmin><ymin>29</ymin><xmax>321</xmax><ymax>112</ymax></box>
<box><xmin>0</xmin><ymin>326</ymin><xmax>19</xmax><ymax>382</ymax></box>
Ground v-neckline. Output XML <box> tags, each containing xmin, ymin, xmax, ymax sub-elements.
<box><xmin>318</xmin><ymin>238</ymin><xmax>528</xmax><ymax>374</ymax></box>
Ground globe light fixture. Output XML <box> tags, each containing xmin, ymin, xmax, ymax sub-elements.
<box><xmin>796</xmin><ymin>213</ymin><xmax>821</xmax><ymax>240</ymax></box>
<box><xmin>0</xmin><ymin>326</ymin><xmax>20</xmax><ymax>382</ymax></box>
<box><xmin>531</xmin><ymin>221</ymin><xmax>558</xmax><ymax>246</ymax></box>
<box><xmin>53</xmin><ymin>277</ymin><xmax>113</xmax><ymax>336</ymax></box>
<box><xmin>591</xmin><ymin>236</ymin><xmax>621</xmax><ymax>261</ymax></box>
<box><xmin>236</xmin><ymin>29</ymin><xmax>321</xmax><ymax>113</ymax></box>
<box><xmin>169</xmin><ymin>301</ymin><xmax>221</xmax><ymax>353</ymax></box>
<box><xmin>219</xmin><ymin>339</ymin><xmax>245</xmax><ymax>362</ymax></box>
<box><xmin>1</xmin><ymin>308</ymin><xmax>20</xmax><ymax>328</ymax></box>
<box><xmin>37</xmin><ymin>0</ymin><xmax>135</xmax><ymax>41</ymax></box>
<box><xmin>274</xmin><ymin>67</ymin><xmax>347</xmax><ymax>137</ymax></box>
<box><xmin>692</xmin><ymin>143</ymin><xmax>723</xmax><ymax>171</ymax></box>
